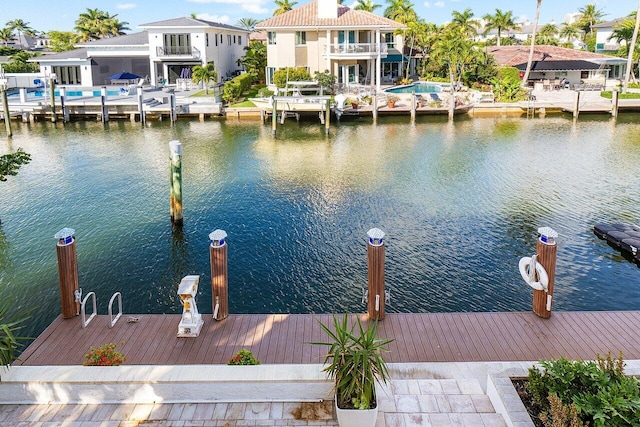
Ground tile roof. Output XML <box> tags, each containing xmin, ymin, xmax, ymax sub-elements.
<box><xmin>139</xmin><ymin>17</ymin><xmax>248</xmax><ymax>32</ymax></box>
<box><xmin>255</xmin><ymin>0</ymin><xmax>404</xmax><ymax>30</ymax></box>
<box><xmin>592</xmin><ymin>18</ymin><xmax>626</xmax><ymax>29</ymax></box>
<box><xmin>514</xmin><ymin>60</ymin><xmax>601</xmax><ymax>72</ymax></box>
<box><xmin>487</xmin><ymin>45</ymin><xmax>615</xmax><ymax>67</ymax></box>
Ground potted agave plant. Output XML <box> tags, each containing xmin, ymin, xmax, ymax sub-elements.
<box><xmin>313</xmin><ymin>314</ymin><xmax>393</xmax><ymax>427</ymax></box>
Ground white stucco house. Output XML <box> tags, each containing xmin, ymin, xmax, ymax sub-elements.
<box><xmin>33</xmin><ymin>17</ymin><xmax>249</xmax><ymax>87</ymax></box>
<box><xmin>255</xmin><ymin>0</ymin><xmax>406</xmax><ymax>92</ymax></box>
<box><xmin>592</xmin><ymin>18</ymin><xmax>627</xmax><ymax>54</ymax></box>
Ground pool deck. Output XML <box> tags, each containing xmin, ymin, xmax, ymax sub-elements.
<box><xmin>16</xmin><ymin>311</ymin><xmax>640</xmax><ymax>366</ymax></box>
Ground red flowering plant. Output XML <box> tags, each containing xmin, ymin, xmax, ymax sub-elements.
<box><xmin>227</xmin><ymin>349</ymin><xmax>260</xmax><ymax>365</ymax></box>
<box><xmin>83</xmin><ymin>342</ymin><xmax>126</xmax><ymax>366</ymax></box>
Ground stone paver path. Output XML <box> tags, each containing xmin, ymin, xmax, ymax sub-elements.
<box><xmin>0</xmin><ymin>378</ymin><xmax>506</xmax><ymax>426</ymax></box>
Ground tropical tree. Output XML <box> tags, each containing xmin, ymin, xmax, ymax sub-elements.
<box><xmin>239</xmin><ymin>41</ymin><xmax>267</xmax><ymax>83</ymax></box>
<box><xmin>482</xmin><ymin>9</ymin><xmax>521</xmax><ymax>46</ymax></box>
<box><xmin>577</xmin><ymin>3</ymin><xmax>606</xmax><ymax>38</ymax></box>
<box><xmin>74</xmin><ymin>8</ymin><xmax>130</xmax><ymax>41</ymax></box>
<box><xmin>47</xmin><ymin>31</ymin><xmax>77</xmax><ymax>52</ymax></box>
<box><xmin>273</xmin><ymin>0</ymin><xmax>298</xmax><ymax>16</ymax></box>
<box><xmin>384</xmin><ymin>0</ymin><xmax>417</xmax><ymax>24</ymax></box>
<box><xmin>236</xmin><ymin>18</ymin><xmax>260</xmax><ymax>31</ymax></box>
<box><xmin>6</xmin><ymin>19</ymin><xmax>34</xmax><ymax>49</ymax></box>
<box><xmin>191</xmin><ymin>62</ymin><xmax>218</xmax><ymax>94</ymax></box>
<box><xmin>536</xmin><ymin>23</ymin><xmax>558</xmax><ymax>45</ymax></box>
<box><xmin>354</xmin><ymin>0</ymin><xmax>381</xmax><ymax>13</ymax></box>
<box><xmin>2</xmin><ymin>50</ymin><xmax>39</xmax><ymax>73</ymax></box>
<box><xmin>559</xmin><ymin>23</ymin><xmax>582</xmax><ymax>45</ymax></box>
<box><xmin>0</xmin><ymin>27</ymin><xmax>14</xmax><ymax>47</ymax></box>
<box><xmin>0</xmin><ymin>149</ymin><xmax>30</xmax><ymax>182</ymax></box>
<box><xmin>522</xmin><ymin>0</ymin><xmax>542</xmax><ymax>87</ymax></box>
<box><xmin>451</xmin><ymin>8</ymin><xmax>480</xmax><ymax>38</ymax></box>
<box><xmin>624</xmin><ymin>4</ymin><xmax>640</xmax><ymax>92</ymax></box>
<box><xmin>0</xmin><ymin>302</ymin><xmax>30</xmax><ymax>368</ymax></box>
<box><xmin>609</xmin><ymin>13</ymin><xmax>638</xmax><ymax>46</ymax></box>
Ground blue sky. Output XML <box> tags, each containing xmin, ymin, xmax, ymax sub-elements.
<box><xmin>4</xmin><ymin>0</ymin><xmax>635</xmax><ymax>33</ymax></box>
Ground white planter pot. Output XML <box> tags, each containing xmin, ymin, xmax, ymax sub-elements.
<box><xmin>335</xmin><ymin>398</ymin><xmax>378</xmax><ymax>427</ymax></box>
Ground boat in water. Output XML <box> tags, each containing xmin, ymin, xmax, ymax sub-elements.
<box><xmin>249</xmin><ymin>96</ymin><xmax>332</xmax><ymax>114</ymax></box>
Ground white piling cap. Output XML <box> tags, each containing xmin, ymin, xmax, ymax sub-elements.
<box><xmin>538</xmin><ymin>226</ymin><xmax>558</xmax><ymax>245</ymax></box>
<box><xmin>367</xmin><ymin>228</ymin><xmax>385</xmax><ymax>240</ymax></box>
<box><xmin>54</xmin><ymin>228</ymin><xmax>75</xmax><ymax>240</ymax></box>
<box><xmin>209</xmin><ymin>229</ymin><xmax>227</xmax><ymax>243</ymax></box>
<box><xmin>169</xmin><ymin>140</ymin><xmax>182</xmax><ymax>155</ymax></box>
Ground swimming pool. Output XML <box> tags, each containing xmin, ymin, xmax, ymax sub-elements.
<box><xmin>385</xmin><ymin>82</ymin><xmax>443</xmax><ymax>94</ymax></box>
<box><xmin>31</xmin><ymin>89</ymin><xmax>122</xmax><ymax>97</ymax></box>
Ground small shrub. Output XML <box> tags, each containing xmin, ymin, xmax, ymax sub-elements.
<box><xmin>84</xmin><ymin>342</ymin><xmax>125</xmax><ymax>366</ymax></box>
<box><xmin>257</xmin><ymin>87</ymin><xmax>274</xmax><ymax>97</ymax></box>
<box><xmin>222</xmin><ymin>73</ymin><xmax>254</xmax><ymax>104</ymax></box>
<box><xmin>227</xmin><ymin>349</ymin><xmax>260</xmax><ymax>365</ymax></box>
<box><xmin>273</xmin><ymin>67</ymin><xmax>311</xmax><ymax>88</ymax></box>
<box><xmin>539</xmin><ymin>393</ymin><xmax>583</xmax><ymax>427</ymax></box>
<box><xmin>526</xmin><ymin>352</ymin><xmax>640</xmax><ymax>426</ymax></box>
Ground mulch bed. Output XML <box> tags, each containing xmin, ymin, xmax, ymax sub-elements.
<box><xmin>511</xmin><ymin>378</ymin><xmax>544</xmax><ymax>427</ymax></box>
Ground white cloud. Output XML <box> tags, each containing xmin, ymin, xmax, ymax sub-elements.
<box><xmin>195</xmin><ymin>13</ymin><xmax>231</xmax><ymax>23</ymax></box>
<box><xmin>424</xmin><ymin>1</ymin><xmax>431</xmax><ymax>7</ymax></box>
<box><xmin>116</xmin><ymin>3</ymin><xmax>137</xmax><ymax>9</ymax></box>
<box><xmin>188</xmin><ymin>0</ymin><xmax>269</xmax><ymax>14</ymax></box>
<box><xmin>434</xmin><ymin>1</ymin><xmax>444</xmax><ymax>7</ymax></box>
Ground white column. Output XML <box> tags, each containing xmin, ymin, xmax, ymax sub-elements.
<box><xmin>326</xmin><ymin>29</ymin><xmax>331</xmax><ymax>72</ymax></box>
<box><xmin>376</xmin><ymin>29</ymin><xmax>381</xmax><ymax>92</ymax></box>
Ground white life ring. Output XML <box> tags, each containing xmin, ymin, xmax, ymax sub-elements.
<box><xmin>519</xmin><ymin>255</ymin><xmax>549</xmax><ymax>291</ymax></box>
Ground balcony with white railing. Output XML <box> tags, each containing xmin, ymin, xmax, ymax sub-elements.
<box><xmin>156</xmin><ymin>46</ymin><xmax>201</xmax><ymax>59</ymax></box>
<box><xmin>324</xmin><ymin>43</ymin><xmax>387</xmax><ymax>59</ymax></box>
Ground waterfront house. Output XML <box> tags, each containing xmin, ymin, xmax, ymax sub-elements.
<box><xmin>254</xmin><ymin>0</ymin><xmax>405</xmax><ymax>92</ymax></box>
<box><xmin>592</xmin><ymin>18</ymin><xmax>627</xmax><ymax>54</ymax></box>
<box><xmin>34</xmin><ymin>17</ymin><xmax>249</xmax><ymax>88</ymax></box>
<box><xmin>487</xmin><ymin>45</ymin><xmax>627</xmax><ymax>88</ymax></box>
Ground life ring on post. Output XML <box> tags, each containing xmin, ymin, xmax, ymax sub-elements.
<box><xmin>519</xmin><ymin>254</ymin><xmax>549</xmax><ymax>291</ymax></box>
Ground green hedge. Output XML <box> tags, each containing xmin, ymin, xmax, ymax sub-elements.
<box><xmin>222</xmin><ymin>73</ymin><xmax>254</xmax><ymax>104</ymax></box>
<box><xmin>496</xmin><ymin>66</ymin><xmax>521</xmax><ymax>81</ymax></box>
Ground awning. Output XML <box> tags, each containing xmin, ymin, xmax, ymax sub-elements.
<box><xmin>382</xmin><ymin>54</ymin><xmax>410</xmax><ymax>63</ymax></box>
<box><xmin>514</xmin><ymin>60</ymin><xmax>601</xmax><ymax>72</ymax></box>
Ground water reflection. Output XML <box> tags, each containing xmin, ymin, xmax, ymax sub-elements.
<box><xmin>1</xmin><ymin>116</ymin><xmax>640</xmax><ymax>340</ymax></box>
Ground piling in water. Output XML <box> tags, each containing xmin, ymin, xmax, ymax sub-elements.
<box><xmin>367</xmin><ymin>228</ymin><xmax>386</xmax><ymax>320</ymax></box>
<box><xmin>1</xmin><ymin>86</ymin><xmax>11</xmax><ymax>137</ymax></box>
<box><xmin>169</xmin><ymin>140</ymin><xmax>183</xmax><ymax>225</ymax></box>
<box><xmin>209</xmin><ymin>229</ymin><xmax>229</xmax><ymax>320</ymax></box>
<box><xmin>55</xmin><ymin>228</ymin><xmax>79</xmax><ymax>319</ymax></box>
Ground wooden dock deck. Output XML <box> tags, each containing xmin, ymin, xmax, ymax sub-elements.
<box><xmin>15</xmin><ymin>311</ymin><xmax>640</xmax><ymax>366</ymax></box>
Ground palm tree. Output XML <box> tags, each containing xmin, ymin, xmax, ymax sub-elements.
<box><xmin>384</xmin><ymin>0</ymin><xmax>417</xmax><ymax>24</ymax></box>
<box><xmin>577</xmin><ymin>3</ymin><xmax>606</xmax><ymax>37</ymax></box>
<box><xmin>6</xmin><ymin>19</ymin><xmax>34</xmax><ymax>49</ymax></box>
<box><xmin>0</xmin><ymin>27</ymin><xmax>14</xmax><ymax>47</ymax></box>
<box><xmin>623</xmin><ymin>3</ymin><xmax>640</xmax><ymax>92</ymax></box>
<box><xmin>536</xmin><ymin>23</ymin><xmax>558</xmax><ymax>45</ymax></box>
<box><xmin>191</xmin><ymin>62</ymin><xmax>218</xmax><ymax>94</ymax></box>
<box><xmin>609</xmin><ymin>13</ymin><xmax>637</xmax><ymax>46</ymax></box>
<box><xmin>354</xmin><ymin>0</ymin><xmax>381</xmax><ymax>13</ymax></box>
<box><xmin>74</xmin><ymin>8</ymin><xmax>129</xmax><ymax>41</ymax></box>
<box><xmin>451</xmin><ymin>8</ymin><xmax>480</xmax><ymax>38</ymax></box>
<box><xmin>239</xmin><ymin>41</ymin><xmax>267</xmax><ymax>83</ymax></box>
<box><xmin>236</xmin><ymin>18</ymin><xmax>260</xmax><ymax>31</ymax></box>
<box><xmin>273</xmin><ymin>0</ymin><xmax>297</xmax><ymax>16</ymax></box>
<box><xmin>482</xmin><ymin>9</ymin><xmax>521</xmax><ymax>46</ymax></box>
<box><xmin>559</xmin><ymin>23</ymin><xmax>582</xmax><ymax>45</ymax></box>
<box><xmin>522</xmin><ymin>0</ymin><xmax>542</xmax><ymax>87</ymax></box>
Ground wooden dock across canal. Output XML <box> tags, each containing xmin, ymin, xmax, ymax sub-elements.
<box><xmin>15</xmin><ymin>311</ymin><xmax>640</xmax><ymax>366</ymax></box>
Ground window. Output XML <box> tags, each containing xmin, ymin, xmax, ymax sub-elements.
<box><xmin>215</xmin><ymin>34</ymin><xmax>218</xmax><ymax>46</ymax></box>
<box><xmin>296</xmin><ymin>31</ymin><xmax>306</xmax><ymax>45</ymax></box>
<box><xmin>228</xmin><ymin>35</ymin><xmax>232</xmax><ymax>45</ymax></box>
<box><xmin>163</xmin><ymin>33</ymin><xmax>191</xmax><ymax>55</ymax></box>
<box><xmin>338</xmin><ymin>30</ymin><xmax>355</xmax><ymax>44</ymax></box>
<box><xmin>233</xmin><ymin>35</ymin><xmax>236</xmax><ymax>43</ymax></box>
<box><xmin>206</xmin><ymin>33</ymin><xmax>209</xmax><ymax>47</ymax></box>
<box><xmin>238</xmin><ymin>36</ymin><xmax>242</xmax><ymax>45</ymax></box>
<box><xmin>268</xmin><ymin>32</ymin><xmax>276</xmax><ymax>45</ymax></box>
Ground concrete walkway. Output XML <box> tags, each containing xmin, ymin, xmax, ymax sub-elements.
<box><xmin>0</xmin><ymin>378</ymin><xmax>506</xmax><ymax>426</ymax></box>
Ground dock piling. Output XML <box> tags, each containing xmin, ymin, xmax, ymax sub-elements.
<box><xmin>49</xmin><ymin>78</ymin><xmax>57</xmax><ymax>123</ymax></box>
<box><xmin>169</xmin><ymin>140</ymin><xmax>183</xmax><ymax>225</ymax></box>
<box><xmin>372</xmin><ymin>95</ymin><xmax>378</xmax><ymax>122</ymax></box>
<box><xmin>137</xmin><ymin>91</ymin><xmax>145</xmax><ymax>125</ymax></box>
<box><xmin>612</xmin><ymin>90</ymin><xmax>619</xmax><ymax>118</ymax></box>
<box><xmin>573</xmin><ymin>91</ymin><xmax>580</xmax><ymax>119</ymax></box>
<box><xmin>209</xmin><ymin>229</ymin><xmax>229</xmax><ymax>320</ymax></box>
<box><xmin>60</xmin><ymin>87</ymin><xmax>69</xmax><ymax>123</ymax></box>
<box><xmin>411</xmin><ymin>92</ymin><xmax>416</xmax><ymax>122</ymax></box>
<box><xmin>100</xmin><ymin>86</ymin><xmax>109</xmax><ymax>123</ymax></box>
<box><xmin>325</xmin><ymin>99</ymin><xmax>330</xmax><ymax>135</ymax></box>
<box><xmin>366</xmin><ymin>228</ymin><xmax>386</xmax><ymax>320</ymax></box>
<box><xmin>271</xmin><ymin>99</ymin><xmax>277</xmax><ymax>136</ymax></box>
<box><xmin>533</xmin><ymin>227</ymin><xmax>558</xmax><ymax>319</ymax></box>
<box><xmin>54</xmin><ymin>228</ymin><xmax>79</xmax><ymax>319</ymax></box>
<box><xmin>170</xmin><ymin>93</ymin><xmax>177</xmax><ymax>124</ymax></box>
<box><xmin>0</xmin><ymin>85</ymin><xmax>12</xmax><ymax>137</ymax></box>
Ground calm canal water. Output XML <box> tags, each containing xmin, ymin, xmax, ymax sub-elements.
<box><xmin>1</xmin><ymin>114</ymin><xmax>639</xmax><ymax>339</ymax></box>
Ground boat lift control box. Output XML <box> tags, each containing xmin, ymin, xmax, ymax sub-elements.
<box><xmin>177</xmin><ymin>275</ymin><xmax>204</xmax><ymax>337</ymax></box>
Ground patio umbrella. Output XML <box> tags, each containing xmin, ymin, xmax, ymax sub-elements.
<box><xmin>109</xmin><ymin>71</ymin><xmax>142</xmax><ymax>80</ymax></box>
